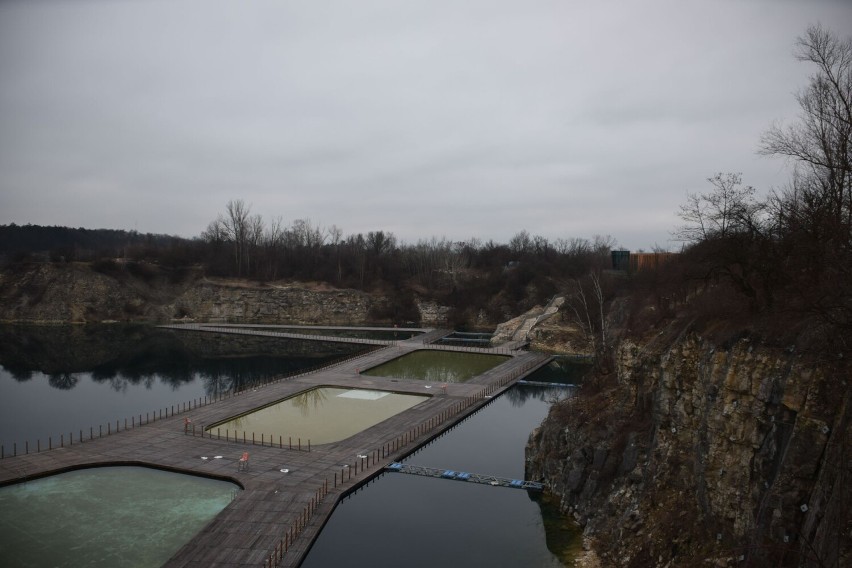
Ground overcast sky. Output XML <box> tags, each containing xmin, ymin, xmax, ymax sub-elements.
<box><xmin>1</xmin><ymin>1</ymin><xmax>850</xmax><ymax>250</ymax></box>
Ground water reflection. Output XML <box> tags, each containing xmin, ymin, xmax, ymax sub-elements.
<box><xmin>0</xmin><ymin>325</ymin><xmax>369</xmax><ymax>394</ymax></box>
<box><xmin>0</xmin><ymin>325</ymin><xmax>370</xmax><ymax>447</ymax></box>
<box><xmin>504</xmin><ymin>383</ymin><xmax>577</xmax><ymax>407</ymax></box>
<box><xmin>532</xmin><ymin>492</ymin><xmax>585</xmax><ymax>564</ymax></box>
<box><xmin>48</xmin><ymin>372</ymin><xmax>80</xmax><ymax>390</ymax></box>
<box><xmin>291</xmin><ymin>387</ymin><xmax>330</xmax><ymax>416</ymax></box>
<box><xmin>301</xmin><ymin>385</ymin><xmax>581</xmax><ymax>567</ymax></box>
<box><xmin>525</xmin><ymin>356</ymin><xmax>593</xmax><ymax>384</ymax></box>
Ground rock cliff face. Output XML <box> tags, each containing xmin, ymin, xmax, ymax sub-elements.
<box><xmin>526</xmin><ymin>329</ymin><xmax>850</xmax><ymax>567</ymax></box>
<box><xmin>173</xmin><ymin>280</ymin><xmax>372</xmax><ymax>324</ymax></box>
<box><xmin>0</xmin><ymin>263</ymin><xmax>451</xmax><ymax>326</ymax></box>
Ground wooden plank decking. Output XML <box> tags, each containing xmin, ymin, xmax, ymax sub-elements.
<box><xmin>0</xmin><ymin>327</ymin><xmax>551</xmax><ymax>568</ymax></box>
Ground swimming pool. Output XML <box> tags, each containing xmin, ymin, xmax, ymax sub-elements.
<box><xmin>207</xmin><ymin>387</ymin><xmax>429</xmax><ymax>445</ymax></box>
<box><xmin>0</xmin><ymin>465</ymin><xmax>239</xmax><ymax>568</ymax></box>
<box><xmin>361</xmin><ymin>350</ymin><xmax>509</xmax><ymax>383</ymax></box>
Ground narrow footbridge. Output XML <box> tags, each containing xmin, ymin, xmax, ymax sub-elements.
<box><xmin>386</xmin><ymin>462</ymin><xmax>544</xmax><ymax>491</ymax></box>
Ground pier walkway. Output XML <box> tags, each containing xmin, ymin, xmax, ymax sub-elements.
<box><xmin>0</xmin><ymin>325</ymin><xmax>551</xmax><ymax>568</ymax></box>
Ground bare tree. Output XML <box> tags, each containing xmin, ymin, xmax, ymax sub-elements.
<box><xmin>201</xmin><ymin>217</ymin><xmax>227</xmax><ymax>244</ymax></box>
<box><xmin>366</xmin><ymin>230</ymin><xmax>396</xmax><ymax>255</ymax></box>
<box><xmin>328</xmin><ymin>224</ymin><xmax>344</xmax><ymax>284</ymax></box>
<box><xmin>509</xmin><ymin>230</ymin><xmax>532</xmax><ymax>255</ymax></box>
<box><xmin>444</xmin><ymin>241</ymin><xmax>470</xmax><ymax>287</ymax></box>
<box><xmin>675</xmin><ymin>173</ymin><xmax>762</xmax><ymax>242</ymax></box>
<box><xmin>760</xmin><ymin>25</ymin><xmax>852</xmax><ymax>330</ymax></box>
<box><xmin>245</xmin><ymin>213</ymin><xmax>264</xmax><ymax>276</ymax></box>
<box><xmin>761</xmin><ymin>24</ymin><xmax>852</xmax><ymax>238</ymax></box>
<box><xmin>261</xmin><ymin>216</ymin><xmax>284</xmax><ymax>280</ymax></box>
<box><xmin>554</xmin><ymin>237</ymin><xmax>592</xmax><ymax>256</ymax></box>
<box><xmin>565</xmin><ymin>271</ymin><xmax>609</xmax><ymax>356</ymax></box>
<box><xmin>404</xmin><ymin>237</ymin><xmax>451</xmax><ymax>290</ymax></box>
<box><xmin>328</xmin><ymin>225</ymin><xmax>343</xmax><ymax>247</ymax></box>
<box><xmin>348</xmin><ymin>233</ymin><xmax>367</xmax><ymax>288</ymax></box>
<box><xmin>291</xmin><ymin>219</ymin><xmax>326</xmax><ymax>249</ymax></box>
<box><xmin>223</xmin><ymin>199</ymin><xmax>251</xmax><ymax>276</ymax></box>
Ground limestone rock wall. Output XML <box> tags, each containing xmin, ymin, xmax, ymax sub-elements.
<box><xmin>414</xmin><ymin>298</ymin><xmax>450</xmax><ymax>326</ymax></box>
<box><xmin>0</xmin><ymin>263</ymin><xmax>159</xmax><ymax>323</ymax></box>
<box><xmin>526</xmin><ymin>332</ymin><xmax>850</xmax><ymax>567</ymax></box>
<box><xmin>0</xmin><ymin>264</ymin><xmax>374</xmax><ymax>324</ymax></box>
<box><xmin>174</xmin><ymin>281</ymin><xmax>371</xmax><ymax>325</ymax></box>
<box><xmin>0</xmin><ymin>263</ymin><xmax>461</xmax><ymax>326</ymax></box>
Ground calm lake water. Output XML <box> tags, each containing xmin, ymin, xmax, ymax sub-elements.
<box><xmin>301</xmin><ymin>384</ymin><xmax>582</xmax><ymax>568</ymax></box>
<box><xmin>0</xmin><ymin>325</ymin><xmax>368</xmax><ymax>449</ymax></box>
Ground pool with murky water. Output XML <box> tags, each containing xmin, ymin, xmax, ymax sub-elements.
<box><xmin>361</xmin><ymin>350</ymin><xmax>509</xmax><ymax>383</ymax></box>
<box><xmin>207</xmin><ymin>387</ymin><xmax>429</xmax><ymax>445</ymax></box>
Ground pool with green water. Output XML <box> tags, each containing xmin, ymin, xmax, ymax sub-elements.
<box><xmin>361</xmin><ymin>350</ymin><xmax>509</xmax><ymax>383</ymax></box>
<box><xmin>207</xmin><ymin>387</ymin><xmax>429</xmax><ymax>445</ymax></box>
<box><xmin>0</xmin><ymin>466</ymin><xmax>239</xmax><ymax>568</ymax></box>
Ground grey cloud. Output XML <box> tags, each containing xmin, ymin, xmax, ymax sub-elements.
<box><xmin>2</xmin><ymin>0</ymin><xmax>851</xmax><ymax>248</ymax></box>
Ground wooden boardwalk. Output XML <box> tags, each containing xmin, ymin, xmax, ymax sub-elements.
<box><xmin>0</xmin><ymin>326</ymin><xmax>551</xmax><ymax>568</ymax></box>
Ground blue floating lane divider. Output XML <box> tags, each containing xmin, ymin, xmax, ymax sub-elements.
<box><xmin>386</xmin><ymin>463</ymin><xmax>543</xmax><ymax>491</ymax></box>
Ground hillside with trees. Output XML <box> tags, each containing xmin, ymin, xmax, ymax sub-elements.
<box><xmin>1</xmin><ymin>217</ymin><xmax>617</xmax><ymax>328</ymax></box>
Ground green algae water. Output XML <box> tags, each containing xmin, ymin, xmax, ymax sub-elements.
<box><xmin>362</xmin><ymin>350</ymin><xmax>509</xmax><ymax>382</ymax></box>
<box><xmin>0</xmin><ymin>466</ymin><xmax>238</xmax><ymax>568</ymax></box>
<box><xmin>208</xmin><ymin>387</ymin><xmax>428</xmax><ymax>445</ymax></box>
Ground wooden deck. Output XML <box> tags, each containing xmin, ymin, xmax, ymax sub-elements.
<box><xmin>0</xmin><ymin>327</ymin><xmax>551</xmax><ymax>568</ymax></box>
